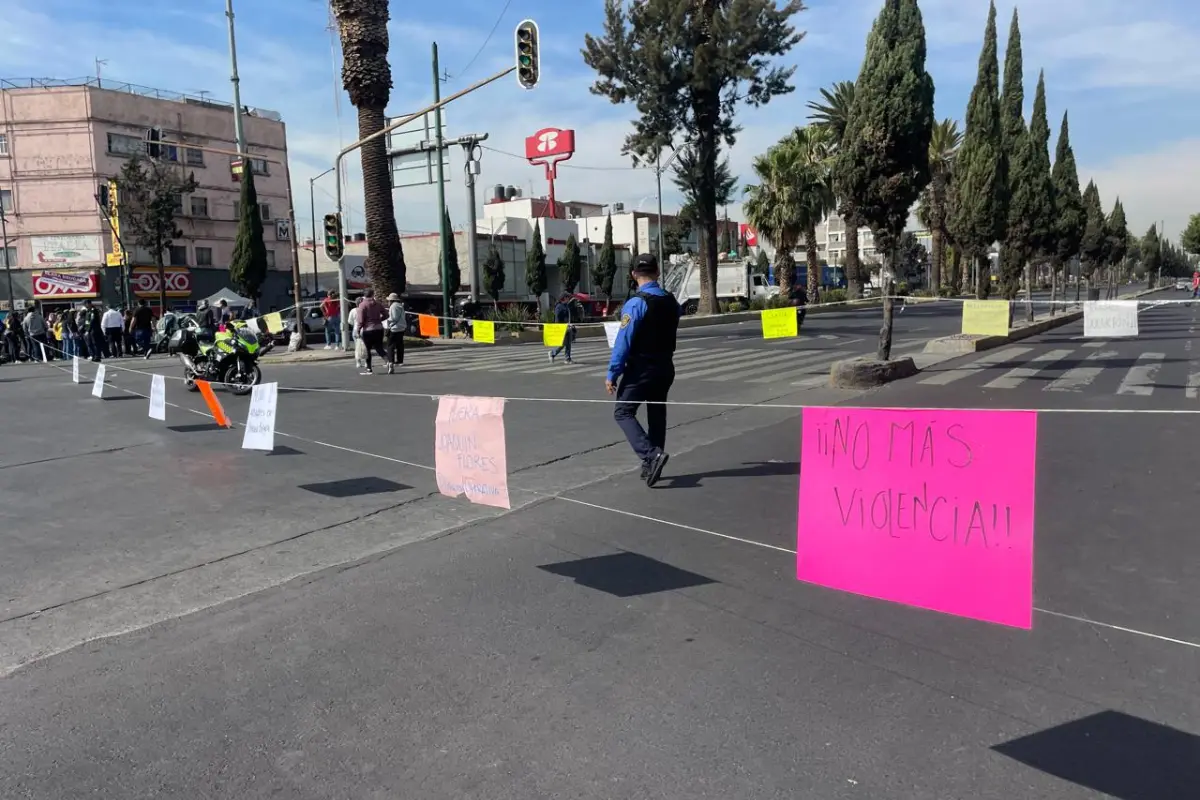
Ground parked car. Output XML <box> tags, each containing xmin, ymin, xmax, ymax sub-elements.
<box><xmin>1174</xmin><ymin>279</ymin><xmax>1191</xmax><ymax>291</ymax></box>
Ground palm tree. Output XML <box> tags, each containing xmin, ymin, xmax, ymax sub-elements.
<box><xmin>743</xmin><ymin>139</ymin><xmax>805</xmax><ymax>299</ymax></box>
<box><xmin>808</xmin><ymin>81</ymin><xmax>865</xmax><ymax>298</ymax></box>
<box><xmin>330</xmin><ymin>0</ymin><xmax>406</xmax><ymax>297</ymax></box>
<box><xmin>916</xmin><ymin>119</ymin><xmax>963</xmax><ymax>294</ymax></box>
<box><xmin>791</xmin><ymin>126</ymin><xmax>837</xmax><ymax>304</ymax></box>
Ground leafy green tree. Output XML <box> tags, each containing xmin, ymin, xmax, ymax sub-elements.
<box><xmin>229</xmin><ymin>168</ymin><xmax>269</xmax><ymax>300</ymax></box>
<box><xmin>1142</xmin><ymin>224</ymin><xmax>1162</xmax><ymax>286</ymax></box>
<box><xmin>671</xmin><ymin>149</ymin><xmax>737</xmax><ymax>246</ymax></box>
<box><xmin>1005</xmin><ymin>70</ymin><xmax>1056</xmax><ymax>302</ymax></box>
<box><xmin>558</xmin><ymin>234</ymin><xmax>583</xmax><ymax>293</ymax></box>
<box><xmin>1050</xmin><ymin>112</ymin><xmax>1085</xmax><ymax>301</ymax></box>
<box><xmin>439</xmin><ymin>208</ymin><xmax>461</xmax><ymax>298</ymax></box>
<box><xmin>997</xmin><ymin>7</ymin><xmax>1025</xmax><ymax>299</ymax></box>
<box><xmin>331</xmin><ymin>0</ymin><xmax>406</xmax><ymax>295</ymax></box>
<box><xmin>948</xmin><ymin>1</ymin><xmax>1006</xmax><ymax>300</ymax></box>
<box><xmin>719</xmin><ymin>226</ymin><xmax>731</xmax><ymax>255</ymax></box>
<box><xmin>1181</xmin><ymin>213</ymin><xmax>1200</xmax><ymax>257</ymax></box>
<box><xmin>896</xmin><ymin>231</ymin><xmax>929</xmax><ymax>279</ymax></box>
<box><xmin>834</xmin><ymin>0</ymin><xmax>934</xmax><ymax>359</ymax></box>
<box><xmin>592</xmin><ymin>214</ymin><xmax>619</xmax><ymax>302</ymax></box>
<box><xmin>1106</xmin><ymin>199</ymin><xmax>1128</xmax><ymax>291</ymax></box>
<box><xmin>582</xmin><ymin>0</ymin><xmax>806</xmax><ymax>314</ymax></box>
<box><xmin>754</xmin><ymin>248</ymin><xmax>770</xmax><ymax>279</ymax></box>
<box><xmin>810</xmin><ymin>80</ymin><xmax>866</xmax><ymax>298</ymax></box>
<box><xmin>1079</xmin><ymin>181</ymin><xmax>1107</xmax><ymax>287</ymax></box>
<box><xmin>917</xmin><ymin>119</ymin><xmax>963</xmax><ymax>294</ymax></box>
<box><xmin>117</xmin><ymin>155</ymin><xmax>198</xmax><ymax>310</ymax></box>
<box><xmin>525</xmin><ymin>220</ymin><xmax>547</xmax><ymax>308</ymax></box>
<box><xmin>482</xmin><ymin>244</ymin><xmax>505</xmax><ymax>307</ymax></box>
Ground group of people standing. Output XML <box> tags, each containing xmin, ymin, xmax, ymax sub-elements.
<box><xmin>2</xmin><ymin>300</ymin><xmax>156</xmax><ymax>364</ymax></box>
<box><xmin>319</xmin><ymin>289</ymin><xmax>405</xmax><ymax>375</ymax></box>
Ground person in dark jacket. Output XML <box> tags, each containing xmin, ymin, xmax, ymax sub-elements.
<box><xmin>606</xmin><ymin>253</ymin><xmax>683</xmax><ymax>487</ymax></box>
<box><xmin>548</xmin><ymin>293</ymin><xmax>575</xmax><ymax>364</ymax></box>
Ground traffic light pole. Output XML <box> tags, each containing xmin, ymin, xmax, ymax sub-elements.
<box><xmin>433</xmin><ymin>43</ymin><xmax>451</xmax><ymax>338</ymax></box>
<box><xmin>333</xmin><ymin>65</ymin><xmax>515</xmax><ymax>349</ymax></box>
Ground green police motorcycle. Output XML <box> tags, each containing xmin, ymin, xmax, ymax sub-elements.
<box><xmin>171</xmin><ymin>319</ymin><xmax>269</xmax><ymax>396</ymax></box>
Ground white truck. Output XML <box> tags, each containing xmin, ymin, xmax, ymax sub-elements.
<box><xmin>662</xmin><ymin>258</ymin><xmax>777</xmax><ymax>313</ymax></box>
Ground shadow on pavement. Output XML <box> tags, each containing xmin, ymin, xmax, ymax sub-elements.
<box><xmin>657</xmin><ymin>460</ymin><xmax>799</xmax><ymax>489</ymax></box>
<box><xmin>266</xmin><ymin>445</ymin><xmax>305</xmax><ymax>456</ymax></box>
<box><xmin>167</xmin><ymin>423</ymin><xmax>224</xmax><ymax>433</ymax></box>
<box><xmin>538</xmin><ymin>551</ymin><xmax>716</xmax><ymax>598</ymax></box>
<box><xmin>993</xmin><ymin>710</ymin><xmax>1200</xmax><ymax>800</ymax></box>
<box><xmin>298</xmin><ymin>477</ymin><xmax>411</xmax><ymax>498</ymax></box>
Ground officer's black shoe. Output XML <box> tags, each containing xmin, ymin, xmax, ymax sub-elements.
<box><xmin>640</xmin><ymin>461</ymin><xmax>650</xmax><ymax>480</ymax></box>
<box><xmin>645</xmin><ymin>450</ymin><xmax>669</xmax><ymax>487</ymax></box>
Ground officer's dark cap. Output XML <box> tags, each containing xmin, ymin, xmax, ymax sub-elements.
<box><xmin>632</xmin><ymin>253</ymin><xmax>659</xmax><ymax>276</ymax></box>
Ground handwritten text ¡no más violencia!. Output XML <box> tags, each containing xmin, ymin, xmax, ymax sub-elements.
<box><xmin>434</xmin><ymin>395</ymin><xmax>511</xmax><ymax>510</ymax></box>
<box><xmin>797</xmin><ymin>407</ymin><xmax>1038</xmax><ymax>629</ymax></box>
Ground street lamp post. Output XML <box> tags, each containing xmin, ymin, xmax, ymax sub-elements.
<box><xmin>225</xmin><ymin>0</ymin><xmax>247</xmax><ymax>154</ymax></box>
<box><xmin>310</xmin><ymin>167</ymin><xmax>335</xmax><ymax>295</ymax></box>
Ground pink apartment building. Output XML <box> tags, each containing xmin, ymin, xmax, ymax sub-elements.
<box><xmin>0</xmin><ymin>77</ymin><xmax>296</xmax><ymax>313</ymax></box>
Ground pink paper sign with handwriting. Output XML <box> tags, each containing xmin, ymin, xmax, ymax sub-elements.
<box><xmin>435</xmin><ymin>395</ymin><xmax>511</xmax><ymax>509</ymax></box>
<box><xmin>798</xmin><ymin>407</ymin><xmax>1038</xmax><ymax>628</ymax></box>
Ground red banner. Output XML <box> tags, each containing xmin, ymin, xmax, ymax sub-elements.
<box><xmin>32</xmin><ymin>270</ymin><xmax>99</xmax><ymax>300</ymax></box>
<box><xmin>131</xmin><ymin>267</ymin><xmax>192</xmax><ymax>298</ymax></box>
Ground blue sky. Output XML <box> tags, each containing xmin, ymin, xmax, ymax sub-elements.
<box><xmin>3</xmin><ymin>0</ymin><xmax>1198</xmax><ymax>240</ymax></box>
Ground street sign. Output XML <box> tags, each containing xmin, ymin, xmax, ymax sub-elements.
<box><xmin>387</xmin><ymin>111</ymin><xmax>450</xmax><ymax>188</ymax></box>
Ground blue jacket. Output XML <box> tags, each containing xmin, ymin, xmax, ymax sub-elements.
<box><xmin>607</xmin><ymin>282</ymin><xmax>683</xmax><ymax>382</ymax></box>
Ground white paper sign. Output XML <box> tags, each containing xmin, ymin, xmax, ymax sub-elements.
<box><xmin>148</xmin><ymin>374</ymin><xmax>166</xmax><ymax>420</ymax></box>
<box><xmin>1083</xmin><ymin>301</ymin><xmax>1138</xmax><ymax>338</ymax></box>
<box><xmin>241</xmin><ymin>381</ymin><xmax>278</xmax><ymax>451</ymax></box>
<box><xmin>91</xmin><ymin>364</ymin><xmax>106</xmax><ymax>398</ymax></box>
<box><xmin>72</xmin><ymin>356</ymin><xmax>81</xmax><ymax>383</ymax></box>
<box><xmin>604</xmin><ymin>321</ymin><xmax>621</xmax><ymax>348</ymax></box>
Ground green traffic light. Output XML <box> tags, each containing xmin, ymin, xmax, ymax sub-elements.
<box><xmin>519</xmin><ymin>55</ymin><xmax>532</xmax><ymax>66</ymax></box>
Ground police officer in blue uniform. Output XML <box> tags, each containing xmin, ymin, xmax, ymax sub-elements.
<box><xmin>606</xmin><ymin>253</ymin><xmax>683</xmax><ymax>486</ymax></box>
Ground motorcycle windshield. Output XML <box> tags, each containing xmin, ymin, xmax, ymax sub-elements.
<box><xmin>237</xmin><ymin>328</ymin><xmax>259</xmax><ymax>347</ymax></box>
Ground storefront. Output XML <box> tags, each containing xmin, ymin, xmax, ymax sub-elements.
<box><xmin>129</xmin><ymin>266</ymin><xmax>193</xmax><ymax>313</ymax></box>
<box><xmin>31</xmin><ymin>269</ymin><xmax>101</xmax><ymax>314</ymax></box>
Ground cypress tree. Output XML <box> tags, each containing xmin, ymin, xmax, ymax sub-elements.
<box><xmin>1050</xmin><ymin>112</ymin><xmax>1085</xmax><ymax>299</ymax></box>
<box><xmin>558</xmin><ymin>234</ymin><xmax>583</xmax><ymax>293</ymax></box>
<box><xmin>997</xmin><ymin>7</ymin><xmax>1024</xmax><ymax>299</ymax></box>
<box><xmin>229</xmin><ymin>168</ymin><xmax>269</xmax><ymax>301</ymax></box>
<box><xmin>525</xmin><ymin>220</ymin><xmax>547</xmax><ymax>309</ymax></box>
<box><xmin>440</xmin><ymin>207</ymin><xmax>461</xmax><ymax>297</ymax></box>
<box><xmin>948</xmin><ymin>1</ymin><xmax>1006</xmax><ymax>299</ymax></box>
<box><xmin>592</xmin><ymin>214</ymin><xmax>618</xmax><ymax>302</ymax></box>
<box><xmin>1079</xmin><ymin>180</ymin><xmax>1106</xmax><ymax>288</ymax></box>
<box><xmin>1106</xmin><ymin>199</ymin><xmax>1128</xmax><ymax>293</ymax></box>
<box><xmin>1142</xmin><ymin>224</ymin><xmax>1162</xmax><ymax>286</ymax></box>
<box><xmin>1006</xmin><ymin>70</ymin><xmax>1055</xmax><ymax>303</ymax></box>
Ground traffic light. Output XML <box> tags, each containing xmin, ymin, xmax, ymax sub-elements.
<box><xmin>515</xmin><ymin>20</ymin><xmax>540</xmax><ymax>90</ymax></box>
<box><xmin>323</xmin><ymin>213</ymin><xmax>344</xmax><ymax>261</ymax></box>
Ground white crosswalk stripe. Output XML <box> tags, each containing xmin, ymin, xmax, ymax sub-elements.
<box><xmin>1045</xmin><ymin>350</ymin><xmax>1117</xmax><ymax>392</ymax></box>
<box><xmin>917</xmin><ymin>347</ymin><xmax>1033</xmax><ymax>385</ymax></box>
<box><xmin>983</xmin><ymin>349</ymin><xmax>1073</xmax><ymax>389</ymax></box>
<box><xmin>1115</xmin><ymin>353</ymin><xmax>1165</xmax><ymax>396</ymax></box>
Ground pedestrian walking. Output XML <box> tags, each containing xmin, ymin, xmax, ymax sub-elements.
<box><xmin>355</xmin><ymin>289</ymin><xmax>388</xmax><ymax>375</ymax></box>
<box><xmin>81</xmin><ymin>300</ymin><xmax>105</xmax><ymax>361</ymax></box>
<box><xmin>548</xmin><ymin>293</ymin><xmax>575</xmax><ymax>364</ymax></box>
<box><xmin>321</xmin><ymin>291</ymin><xmax>342</xmax><ymax>349</ymax></box>
<box><xmin>385</xmin><ymin>292</ymin><xmax>405</xmax><ymax>374</ymax></box>
<box><xmin>606</xmin><ymin>253</ymin><xmax>682</xmax><ymax>487</ymax></box>
<box><xmin>102</xmin><ymin>304</ymin><xmax>124</xmax><ymax>357</ymax></box>
<box><xmin>3</xmin><ymin>310</ymin><xmax>22</xmax><ymax>362</ymax></box>
<box><xmin>22</xmin><ymin>305</ymin><xmax>49</xmax><ymax>362</ymax></box>
<box><xmin>131</xmin><ymin>299</ymin><xmax>154</xmax><ymax>357</ymax></box>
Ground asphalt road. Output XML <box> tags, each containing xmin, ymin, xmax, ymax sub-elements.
<box><xmin>1</xmin><ymin>289</ymin><xmax>1195</xmax><ymax>798</ymax></box>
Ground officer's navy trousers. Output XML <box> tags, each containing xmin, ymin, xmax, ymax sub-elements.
<box><xmin>614</xmin><ymin>367</ymin><xmax>674</xmax><ymax>462</ymax></box>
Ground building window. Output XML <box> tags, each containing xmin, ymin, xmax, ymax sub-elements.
<box><xmin>169</xmin><ymin>245</ymin><xmax>188</xmax><ymax>266</ymax></box>
<box><xmin>107</xmin><ymin>132</ymin><xmax>143</xmax><ymax>156</ymax></box>
<box><xmin>265</xmin><ymin>249</ymin><xmax>276</xmax><ymax>268</ymax></box>
<box><xmin>171</xmin><ymin>194</ymin><xmax>184</xmax><ymax>215</ymax></box>
<box><xmin>259</xmin><ymin>203</ymin><xmax>271</xmax><ymax>221</ymax></box>
<box><xmin>195</xmin><ymin>246</ymin><xmax>213</xmax><ymax>266</ymax></box>
<box><xmin>0</xmin><ymin>188</ymin><xmax>12</xmax><ymax>213</ymax></box>
<box><xmin>0</xmin><ymin>134</ymin><xmax>8</xmax><ymax>156</ymax></box>
<box><xmin>185</xmin><ymin>148</ymin><xmax>205</xmax><ymax>167</ymax></box>
<box><xmin>189</xmin><ymin>196</ymin><xmax>209</xmax><ymax>217</ymax></box>
<box><xmin>249</xmin><ymin>157</ymin><xmax>269</xmax><ymax>175</ymax></box>
<box><xmin>1</xmin><ymin>246</ymin><xmax>15</xmax><ymax>268</ymax></box>
<box><xmin>161</xmin><ymin>145</ymin><xmax>180</xmax><ymax>162</ymax></box>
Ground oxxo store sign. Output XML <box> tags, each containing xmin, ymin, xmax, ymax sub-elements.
<box><xmin>131</xmin><ymin>267</ymin><xmax>192</xmax><ymax>298</ymax></box>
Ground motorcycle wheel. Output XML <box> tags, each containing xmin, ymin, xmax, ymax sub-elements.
<box><xmin>221</xmin><ymin>360</ymin><xmax>261</xmax><ymax>396</ymax></box>
<box><xmin>184</xmin><ymin>368</ymin><xmax>200</xmax><ymax>392</ymax></box>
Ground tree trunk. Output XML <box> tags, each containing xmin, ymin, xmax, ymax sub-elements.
<box><xmin>357</xmin><ymin>104</ymin><xmax>405</xmax><ymax>297</ymax></box>
<box><xmin>844</xmin><ymin>214</ymin><xmax>862</xmax><ymax>299</ymax></box>
<box><xmin>930</xmin><ymin>227</ymin><xmax>943</xmax><ymax>294</ymax></box>
<box><xmin>1023</xmin><ymin>262</ymin><xmax>1033</xmax><ymax>323</ymax></box>
<box><xmin>1049</xmin><ymin>261</ymin><xmax>1058</xmax><ymax>316</ymax></box>
<box><xmin>947</xmin><ymin>247</ymin><xmax>961</xmax><ymax>295</ymax></box>
<box><xmin>776</xmin><ymin>246</ymin><xmax>794</xmax><ymax>300</ymax></box>
<box><xmin>877</xmin><ymin>244</ymin><xmax>896</xmax><ymax>361</ymax></box>
<box><xmin>975</xmin><ymin>254</ymin><xmax>989</xmax><ymax>299</ymax></box>
<box><xmin>805</xmin><ymin>227</ymin><xmax>820</xmax><ymax>305</ymax></box>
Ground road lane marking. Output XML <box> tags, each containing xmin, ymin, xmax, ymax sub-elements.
<box><xmin>1115</xmin><ymin>353</ymin><xmax>1165</xmax><ymax>396</ymax></box>
<box><xmin>917</xmin><ymin>346</ymin><xmax>1033</xmax><ymax>385</ymax></box>
<box><xmin>1045</xmin><ymin>350</ymin><xmax>1116</xmax><ymax>393</ymax></box>
<box><xmin>1186</xmin><ymin>369</ymin><xmax>1200</xmax><ymax>400</ymax></box>
<box><xmin>983</xmin><ymin>349</ymin><xmax>1074</xmax><ymax>389</ymax></box>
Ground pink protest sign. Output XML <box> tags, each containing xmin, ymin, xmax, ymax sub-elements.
<box><xmin>797</xmin><ymin>407</ymin><xmax>1038</xmax><ymax>628</ymax></box>
<box><xmin>435</xmin><ymin>395</ymin><xmax>511</xmax><ymax>509</ymax></box>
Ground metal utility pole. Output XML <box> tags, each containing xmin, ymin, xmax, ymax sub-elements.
<box><xmin>459</xmin><ymin>134</ymin><xmax>489</xmax><ymax>303</ymax></box>
<box><xmin>1</xmin><ymin>204</ymin><xmax>13</xmax><ymax>307</ymax></box>
<box><xmin>432</xmin><ymin>43</ymin><xmax>452</xmax><ymax>337</ymax></box>
<box><xmin>281</xmin><ymin>153</ymin><xmax>306</xmax><ymax>347</ymax></box>
<box><xmin>310</xmin><ymin>166</ymin><xmax>334</xmax><ymax>295</ymax></box>
<box><xmin>225</xmin><ymin>0</ymin><xmax>247</xmax><ymax>154</ymax></box>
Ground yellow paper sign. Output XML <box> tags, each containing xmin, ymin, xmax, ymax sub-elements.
<box><xmin>961</xmin><ymin>300</ymin><xmax>1010</xmax><ymax>336</ymax></box>
<box><xmin>263</xmin><ymin>312</ymin><xmax>283</xmax><ymax>334</ymax></box>
<box><xmin>472</xmin><ymin>319</ymin><xmax>495</xmax><ymax>344</ymax></box>
<box><xmin>760</xmin><ymin>306</ymin><xmax>798</xmax><ymax>339</ymax></box>
<box><xmin>418</xmin><ymin>314</ymin><xmax>440</xmax><ymax>337</ymax></box>
<box><xmin>543</xmin><ymin>323</ymin><xmax>567</xmax><ymax>347</ymax></box>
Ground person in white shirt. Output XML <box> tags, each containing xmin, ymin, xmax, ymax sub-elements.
<box><xmin>101</xmin><ymin>305</ymin><xmax>125</xmax><ymax>357</ymax></box>
<box><xmin>347</xmin><ymin>304</ymin><xmax>361</xmax><ymax>368</ymax></box>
